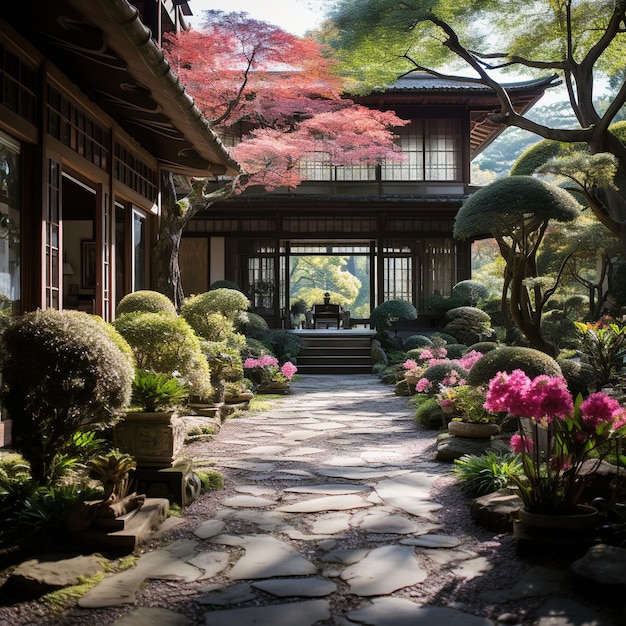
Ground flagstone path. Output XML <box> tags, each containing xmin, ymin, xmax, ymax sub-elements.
<box><xmin>68</xmin><ymin>375</ymin><xmax>618</xmax><ymax>625</ymax></box>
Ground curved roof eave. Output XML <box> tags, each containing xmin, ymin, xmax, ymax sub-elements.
<box><xmin>74</xmin><ymin>0</ymin><xmax>240</xmax><ymax>177</ymax></box>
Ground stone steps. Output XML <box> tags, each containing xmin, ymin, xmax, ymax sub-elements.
<box><xmin>293</xmin><ymin>330</ymin><xmax>375</xmax><ymax>375</ymax></box>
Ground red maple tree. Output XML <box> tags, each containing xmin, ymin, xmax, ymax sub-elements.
<box><xmin>154</xmin><ymin>11</ymin><xmax>405</xmax><ymax>305</ymax></box>
<box><xmin>166</xmin><ymin>10</ymin><xmax>405</xmax><ymax>190</ymax></box>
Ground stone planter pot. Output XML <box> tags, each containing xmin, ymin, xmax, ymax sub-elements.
<box><xmin>224</xmin><ymin>391</ymin><xmax>254</xmax><ymax>404</ymax></box>
<box><xmin>448</xmin><ymin>420</ymin><xmax>500</xmax><ymax>439</ymax></box>
<box><xmin>518</xmin><ymin>505</ymin><xmax>600</xmax><ymax>532</ymax></box>
<box><xmin>515</xmin><ymin>504</ymin><xmax>600</xmax><ymax>557</ymax></box>
<box><xmin>114</xmin><ymin>411</ymin><xmax>185</xmax><ymax>468</ymax></box>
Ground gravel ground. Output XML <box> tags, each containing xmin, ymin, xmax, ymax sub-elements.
<box><xmin>0</xmin><ymin>376</ymin><xmax>619</xmax><ymax>626</ymax></box>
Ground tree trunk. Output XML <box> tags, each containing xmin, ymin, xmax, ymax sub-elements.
<box><xmin>151</xmin><ymin>173</ymin><xmax>238</xmax><ymax>310</ymax></box>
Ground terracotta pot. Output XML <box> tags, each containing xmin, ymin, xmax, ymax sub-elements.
<box><xmin>448</xmin><ymin>420</ymin><xmax>499</xmax><ymax>439</ymax></box>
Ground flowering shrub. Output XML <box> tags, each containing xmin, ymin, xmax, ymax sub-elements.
<box><xmin>411</xmin><ymin>349</ymin><xmax>483</xmax><ymax>398</ymax></box>
<box><xmin>243</xmin><ymin>355</ymin><xmax>297</xmax><ymax>385</ymax></box>
<box><xmin>484</xmin><ymin>369</ymin><xmax>626</xmax><ymax>514</ymax></box>
<box><xmin>574</xmin><ymin>315</ymin><xmax>626</xmax><ymax>389</ymax></box>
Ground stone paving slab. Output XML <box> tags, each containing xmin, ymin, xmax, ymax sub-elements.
<box><xmin>70</xmin><ymin>374</ymin><xmax>618</xmax><ymax>626</ymax></box>
<box><xmin>346</xmin><ymin>597</ymin><xmax>495</xmax><ymax>625</ymax></box>
<box><xmin>201</xmin><ymin>599</ymin><xmax>331</xmax><ymax>626</ymax></box>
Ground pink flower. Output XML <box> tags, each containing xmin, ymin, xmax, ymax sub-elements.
<box><xmin>259</xmin><ymin>354</ymin><xmax>279</xmax><ymax>368</ymax></box>
<box><xmin>244</xmin><ymin>357</ymin><xmax>259</xmax><ymax>369</ymax></box>
<box><xmin>403</xmin><ymin>359</ymin><xmax>418</xmax><ymax>370</ymax></box>
<box><xmin>415</xmin><ymin>378</ymin><xmax>433</xmax><ymax>393</ymax></box>
<box><xmin>510</xmin><ymin>433</ymin><xmax>533</xmax><ymax>454</ymax></box>
<box><xmin>529</xmin><ymin>376</ymin><xmax>573</xmax><ymax>422</ymax></box>
<box><xmin>420</xmin><ymin>349</ymin><xmax>434</xmax><ymax>360</ymax></box>
<box><xmin>484</xmin><ymin>370</ymin><xmax>530</xmax><ymax>414</ymax></box>
<box><xmin>580</xmin><ymin>392</ymin><xmax>622</xmax><ymax>430</ymax></box>
<box><xmin>458</xmin><ymin>350</ymin><xmax>483</xmax><ymax>371</ymax></box>
<box><xmin>612</xmin><ymin>408</ymin><xmax>626</xmax><ymax>430</ymax></box>
<box><xmin>280</xmin><ymin>361</ymin><xmax>298</xmax><ymax>380</ymax></box>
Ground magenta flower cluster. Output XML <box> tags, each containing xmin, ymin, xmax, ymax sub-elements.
<box><xmin>484</xmin><ymin>369</ymin><xmax>626</xmax><ymax>514</ymax></box>
<box><xmin>484</xmin><ymin>369</ymin><xmax>625</xmax><ymax>429</ymax></box>
<box><xmin>244</xmin><ymin>355</ymin><xmax>297</xmax><ymax>384</ymax></box>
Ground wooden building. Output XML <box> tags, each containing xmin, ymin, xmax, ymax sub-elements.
<box><xmin>181</xmin><ymin>73</ymin><xmax>558</xmax><ymax>328</ymax></box>
<box><xmin>0</xmin><ymin>0</ymin><xmax>237</xmax><ymax>320</ymax></box>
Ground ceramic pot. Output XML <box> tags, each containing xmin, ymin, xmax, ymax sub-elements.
<box><xmin>448</xmin><ymin>420</ymin><xmax>499</xmax><ymax>439</ymax></box>
<box><xmin>518</xmin><ymin>505</ymin><xmax>600</xmax><ymax>531</ymax></box>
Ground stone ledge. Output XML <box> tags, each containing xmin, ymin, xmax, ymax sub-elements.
<box><xmin>73</xmin><ymin>498</ymin><xmax>169</xmax><ymax>554</ymax></box>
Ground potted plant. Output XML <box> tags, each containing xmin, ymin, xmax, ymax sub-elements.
<box><xmin>243</xmin><ymin>355</ymin><xmax>297</xmax><ymax>391</ymax></box>
<box><xmin>484</xmin><ymin>369</ymin><xmax>626</xmax><ymax>538</ymax></box>
<box><xmin>444</xmin><ymin>384</ymin><xmax>500</xmax><ymax>438</ymax></box>
<box><xmin>224</xmin><ymin>380</ymin><xmax>254</xmax><ymax>404</ymax></box>
<box><xmin>114</xmin><ymin>370</ymin><xmax>189</xmax><ymax>468</ymax></box>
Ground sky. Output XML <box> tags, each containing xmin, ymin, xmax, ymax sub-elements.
<box><xmin>185</xmin><ymin>0</ymin><xmax>331</xmax><ymax>36</ymax></box>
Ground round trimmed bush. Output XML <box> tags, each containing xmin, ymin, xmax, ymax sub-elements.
<box><xmin>414</xmin><ymin>397</ymin><xmax>445</xmax><ymax>430</ymax></box>
<box><xmin>557</xmin><ymin>358</ymin><xmax>598</xmax><ymax>398</ymax></box>
<box><xmin>420</xmin><ymin>361</ymin><xmax>469</xmax><ymax>393</ymax></box>
<box><xmin>181</xmin><ymin>289</ymin><xmax>251</xmax><ymax>337</ymax></box>
<box><xmin>113</xmin><ymin>312</ymin><xmax>212</xmax><ymax>400</ymax></box>
<box><xmin>466</xmin><ymin>341</ymin><xmax>499</xmax><ymax>354</ymax></box>
<box><xmin>209</xmin><ymin>280</ymin><xmax>241</xmax><ymax>292</ymax></box>
<box><xmin>404</xmin><ymin>335</ymin><xmax>433</xmax><ymax>351</ymax></box>
<box><xmin>116</xmin><ymin>290</ymin><xmax>176</xmax><ymax>317</ymax></box>
<box><xmin>443</xmin><ymin>344</ymin><xmax>467</xmax><ymax>359</ymax></box>
<box><xmin>242</xmin><ymin>311</ymin><xmax>269</xmax><ymax>335</ymax></box>
<box><xmin>1</xmin><ymin>309</ymin><xmax>135</xmax><ymax>484</ymax></box>
<box><xmin>430</xmin><ymin>332</ymin><xmax>457</xmax><ymax>345</ymax></box>
<box><xmin>467</xmin><ymin>346</ymin><xmax>562</xmax><ymax>386</ymax></box>
<box><xmin>370</xmin><ymin>299</ymin><xmax>417</xmax><ymax>331</ymax></box>
<box><xmin>452</xmin><ymin>280</ymin><xmax>491</xmax><ymax>306</ymax></box>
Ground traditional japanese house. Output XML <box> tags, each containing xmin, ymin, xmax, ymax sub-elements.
<box><xmin>181</xmin><ymin>73</ymin><xmax>558</xmax><ymax>329</ymax></box>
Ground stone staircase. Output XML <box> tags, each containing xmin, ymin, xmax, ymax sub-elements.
<box><xmin>293</xmin><ymin>330</ymin><xmax>375</xmax><ymax>375</ymax></box>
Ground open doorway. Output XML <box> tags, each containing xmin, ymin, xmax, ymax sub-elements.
<box><xmin>287</xmin><ymin>242</ymin><xmax>373</xmax><ymax>327</ymax></box>
<box><xmin>61</xmin><ymin>173</ymin><xmax>96</xmax><ymax>313</ymax></box>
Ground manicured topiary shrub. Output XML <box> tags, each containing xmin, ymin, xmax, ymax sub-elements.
<box><xmin>404</xmin><ymin>335</ymin><xmax>433</xmax><ymax>351</ymax></box>
<box><xmin>113</xmin><ymin>312</ymin><xmax>212</xmax><ymax>401</ymax></box>
<box><xmin>466</xmin><ymin>341</ymin><xmax>499</xmax><ymax>354</ymax></box>
<box><xmin>209</xmin><ymin>280</ymin><xmax>241</xmax><ymax>292</ymax></box>
<box><xmin>116</xmin><ymin>290</ymin><xmax>177</xmax><ymax>317</ymax></box>
<box><xmin>557</xmin><ymin>358</ymin><xmax>598</xmax><ymax>398</ymax></box>
<box><xmin>442</xmin><ymin>343</ymin><xmax>467</xmax><ymax>359</ymax></box>
<box><xmin>444</xmin><ymin>306</ymin><xmax>493</xmax><ymax>346</ymax></box>
<box><xmin>423</xmin><ymin>294</ymin><xmax>464</xmax><ymax>316</ymax></box>
<box><xmin>0</xmin><ymin>310</ymin><xmax>135</xmax><ymax>484</ymax></box>
<box><xmin>370</xmin><ymin>299</ymin><xmax>417</xmax><ymax>331</ymax></box>
<box><xmin>466</xmin><ymin>346</ymin><xmax>562</xmax><ymax>386</ymax></box>
<box><xmin>451</xmin><ymin>280</ymin><xmax>491</xmax><ymax>306</ymax></box>
<box><xmin>414</xmin><ymin>397</ymin><xmax>444</xmax><ymax>430</ymax></box>
<box><xmin>250</xmin><ymin>329</ymin><xmax>307</xmax><ymax>362</ymax></box>
<box><xmin>476</xmin><ymin>296</ymin><xmax>506</xmax><ymax>329</ymax></box>
<box><xmin>242</xmin><ymin>312</ymin><xmax>269</xmax><ymax>335</ymax></box>
<box><xmin>420</xmin><ymin>361</ymin><xmax>469</xmax><ymax>393</ymax></box>
<box><xmin>181</xmin><ymin>289</ymin><xmax>250</xmax><ymax>337</ymax></box>
<box><xmin>430</xmin><ymin>332</ymin><xmax>457</xmax><ymax>345</ymax></box>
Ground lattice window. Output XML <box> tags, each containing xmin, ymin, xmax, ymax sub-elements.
<box><xmin>47</xmin><ymin>85</ymin><xmax>110</xmax><ymax>171</ymax></box>
<box><xmin>0</xmin><ymin>43</ymin><xmax>37</xmax><ymax>124</ymax></box>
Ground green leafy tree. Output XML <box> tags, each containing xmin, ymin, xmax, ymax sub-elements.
<box><xmin>290</xmin><ymin>256</ymin><xmax>361</xmax><ymax>309</ymax></box>
<box><xmin>325</xmin><ymin>0</ymin><xmax>626</xmax><ymax>238</ymax></box>
<box><xmin>454</xmin><ymin>176</ymin><xmax>581</xmax><ymax>356</ymax></box>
